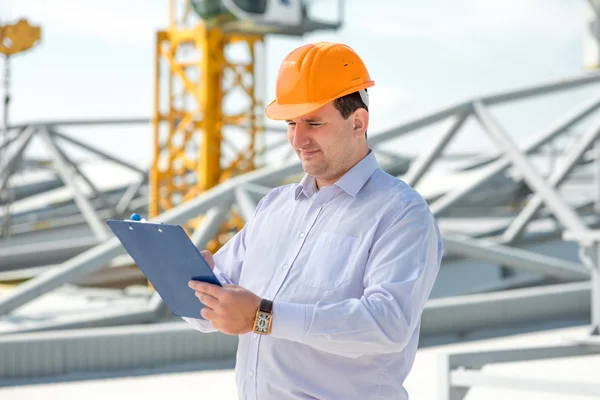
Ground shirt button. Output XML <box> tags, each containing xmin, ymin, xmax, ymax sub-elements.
<box><xmin>253</xmin><ymin>333</ymin><xmax>258</xmax><ymax>339</ymax></box>
<box><xmin>249</xmin><ymin>371</ymin><xmax>254</xmax><ymax>377</ymax></box>
<box><xmin>299</xmin><ymin>232</ymin><xmax>305</xmax><ymax>238</ymax></box>
<box><xmin>282</xmin><ymin>264</ymin><xmax>289</xmax><ymax>270</ymax></box>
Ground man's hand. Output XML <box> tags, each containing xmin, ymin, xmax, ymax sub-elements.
<box><xmin>188</xmin><ymin>281</ymin><xmax>261</xmax><ymax>335</ymax></box>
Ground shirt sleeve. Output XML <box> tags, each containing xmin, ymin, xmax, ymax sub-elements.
<box><xmin>182</xmin><ymin>191</ymin><xmax>270</xmax><ymax>332</ymax></box>
<box><xmin>270</xmin><ymin>199</ymin><xmax>443</xmax><ymax>358</ymax></box>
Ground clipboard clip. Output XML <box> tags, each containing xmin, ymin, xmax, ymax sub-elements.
<box><xmin>126</xmin><ymin>213</ymin><xmax>163</xmax><ymax>224</ymax></box>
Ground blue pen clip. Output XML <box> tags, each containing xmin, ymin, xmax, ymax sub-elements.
<box><xmin>127</xmin><ymin>213</ymin><xmax>148</xmax><ymax>223</ymax></box>
<box><xmin>126</xmin><ymin>213</ymin><xmax>163</xmax><ymax>224</ymax></box>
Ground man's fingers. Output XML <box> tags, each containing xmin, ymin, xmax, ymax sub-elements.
<box><xmin>188</xmin><ymin>281</ymin><xmax>223</xmax><ymax>298</ymax></box>
<box><xmin>201</xmin><ymin>306</ymin><xmax>217</xmax><ymax>321</ymax></box>
<box><xmin>195</xmin><ymin>291</ymin><xmax>219</xmax><ymax>308</ymax></box>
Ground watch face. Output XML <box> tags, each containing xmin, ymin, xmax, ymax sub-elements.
<box><xmin>255</xmin><ymin>311</ymin><xmax>271</xmax><ymax>333</ymax></box>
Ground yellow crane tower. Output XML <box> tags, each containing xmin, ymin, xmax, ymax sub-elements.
<box><xmin>151</xmin><ymin>0</ymin><xmax>342</xmax><ymax>252</ymax></box>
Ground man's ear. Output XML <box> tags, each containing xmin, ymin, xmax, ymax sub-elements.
<box><xmin>352</xmin><ymin>108</ymin><xmax>369</xmax><ymax>138</ymax></box>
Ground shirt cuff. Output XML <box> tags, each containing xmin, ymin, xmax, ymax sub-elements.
<box><xmin>270</xmin><ymin>303</ymin><xmax>313</xmax><ymax>343</ymax></box>
<box><xmin>181</xmin><ymin>316</ymin><xmax>217</xmax><ymax>333</ymax></box>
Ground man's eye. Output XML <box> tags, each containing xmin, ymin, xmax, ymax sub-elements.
<box><xmin>310</xmin><ymin>123</ymin><xmax>322</xmax><ymax>127</ymax></box>
<box><xmin>287</xmin><ymin>122</ymin><xmax>296</xmax><ymax>126</ymax></box>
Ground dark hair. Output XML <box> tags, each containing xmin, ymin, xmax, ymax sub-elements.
<box><xmin>333</xmin><ymin>89</ymin><xmax>369</xmax><ymax>139</ymax></box>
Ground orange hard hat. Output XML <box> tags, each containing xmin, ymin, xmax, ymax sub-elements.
<box><xmin>264</xmin><ymin>42</ymin><xmax>374</xmax><ymax>121</ymax></box>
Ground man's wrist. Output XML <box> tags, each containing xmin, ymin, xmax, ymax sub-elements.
<box><xmin>252</xmin><ymin>298</ymin><xmax>274</xmax><ymax>335</ymax></box>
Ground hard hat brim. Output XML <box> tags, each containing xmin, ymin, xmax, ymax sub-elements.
<box><xmin>264</xmin><ymin>99</ymin><xmax>328</xmax><ymax>121</ymax></box>
<box><xmin>264</xmin><ymin>81</ymin><xmax>375</xmax><ymax>121</ymax></box>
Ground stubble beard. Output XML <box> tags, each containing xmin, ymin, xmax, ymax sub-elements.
<box><xmin>302</xmin><ymin>157</ymin><xmax>330</xmax><ymax>178</ymax></box>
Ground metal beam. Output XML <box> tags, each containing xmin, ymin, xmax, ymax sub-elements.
<box><xmin>442</xmin><ymin>336</ymin><xmax>600</xmax><ymax>400</ymax></box>
<box><xmin>438</xmin><ymin>358</ymin><xmax>470</xmax><ymax>400</ymax></box>
<box><xmin>404</xmin><ymin>112</ymin><xmax>468</xmax><ymax>187</ymax></box>
<box><xmin>264</xmin><ymin>137</ymin><xmax>289</xmax><ymax>154</ymax></box>
<box><xmin>443</xmin><ymin>234</ymin><xmax>589</xmax><ymax>281</ymax></box>
<box><xmin>115</xmin><ymin>174</ymin><xmax>148</xmax><ymax>216</ymax></box>
<box><xmin>0</xmin><ymin>126</ymin><xmax>35</xmax><ymax>194</ymax></box>
<box><xmin>372</xmin><ymin>148</ymin><xmax>412</xmax><ymax>166</ymax></box>
<box><xmin>230</xmin><ymin>158</ymin><xmax>302</xmax><ymax>189</ymax></box>
<box><xmin>371</xmin><ymin>72</ymin><xmax>600</xmax><ymax>149</ymax></box>
<box><xmin>39</xmin><ymin>129</ymin><xmax>110</xmax><ymax>241</ymax></box>
<box><xmin>52</xmin><ymin>130</ymin><xmax>146</xmax><ymax>175</ymax></box>
<box><xmin>50</xmin><ymin>135</ymin><xmax>108</xmax><ymax>207</ymax></box>
<box><xmin>1</xmin><ymin>306</ymin><xmax>157</xmax><ymax>334</ymax></box>
<box><xmin>422</xmin><ymin>281</ymin><xmax>590</xmax><ymax>338</ymax></box>
<box><xmin>369</xmin><ymin>103</ymin><xmax>472</xmax><ymax>145</ymax></box>
<box><xmin>596</xmin><ymin>139</ymin><xmax>600</xmax><ymax>213</ymax></box>
<box><xmin>473</xmin><ymin>101</ymin><xmax>588</xmax><ymax>235</ymax></box>
<box><xmin>589</xmin><ymin>0</ymin><xmax>600</xmax><ymax>18</ymax></box>
<box><xmin>148</xmin><ymin>291</ymin><xmax>166</xmax><ymax>312</ymax></box>
<box><xmin>0</xmin><ymin>238</ymin><xmax>124</xmax><ymax>316</ymax></box>
<box><xmin>502</xmin><ymin>121</ymin><xmax>600</xmax><ymax>243</ymax></box>
<box><xmin>430</xmin><ymin>96</ymin><xmax>600</xmax><ymax>216</ymax></box>
<box><xmin>461</xmin><ymin>275</ymin><xmax>549</xmax><ymax>295</ymax></box>
<box><xmin>481</xmin><ymin>71</ymin><xmax>600</xmax><ymax>106</ymax></box>
<box><xmin>5</xmin><ymin>203</ymin><xmax>117</xmax><ymax>237</ymax></box>
<box><xmin>9</xmin><ymin>118</ymin><xmax>151</xmax><ymax>130</ymax></box>
<box><xmin>0</xmin><ymin>254</ymin><xmax>140</xmax><ymax>284</ymax></box>
<box><xmin>0</xmin><ymin>236</ymin><xmax>99</xmax><ymax>271</ymax></box>
<box><xmin>450</xmin><ymin>370</ymin><xmax>600</xmax><ymax>397</ymax></box>
<box><xmin>454</xmin><ymin>152</ymin><xmax>501</xmax><ymax>172</ymax></box>
<box><xmin>190</xmin><ymin>204</ymin><xmax>231</xmax><ymax>248</ymax></box>
<box><xmin>0</xmin><ymin>322</ymin><xmax>238</xmax><ymax>384</ymax></box>
<box><xmin>471</xmin><ymin>205</ymin><xmax>600</xmax><ymax>243</ymax></box>
<box><xmin>0</xmin><ymin>126</ymin><xmax>25</xmax><ymax>154</ymax></box>
<box><xmin>447</xmin><ymin>343</ymin><xmax>600</xmax><ymax>369</ymax></box>
<box><xmin>242</xmin><ymin>182</ymin><xmax>272</xmax><ymax>198</ymax></box>
<box><xmin>234</xmin><ymin>188</ymin><xmax>257</xmax><ymax>222</ymax></box>
<box><xmin>563</xmin><ymin>230</ymin><xmax>600</xmax><ymax>334</ymax></box>
<box><xmin>443</xmin><ymin>338</ymin><xmax>600</xmax><ymax>399</ymax></box>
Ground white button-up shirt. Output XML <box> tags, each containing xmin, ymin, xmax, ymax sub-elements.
<box><xmin>183</xmin><ymin>150</ymin><xmax>443</xmax><ymax>400</ymax></box>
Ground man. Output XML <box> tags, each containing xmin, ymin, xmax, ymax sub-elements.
<box><xmin>184</xmin><ymin>41</ymin><xmax>443</xmax><ymax>400</ymax></box>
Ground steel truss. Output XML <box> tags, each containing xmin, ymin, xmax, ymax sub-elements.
<box><xmin>0</xmin><ymin>72</ymin><xmax>599</xmax><ymax>388</ymax></box>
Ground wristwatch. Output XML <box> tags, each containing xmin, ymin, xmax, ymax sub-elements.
<box><xmin>253</xmin><ymin>298</ymin><xmax>273</xmax><ymax>335</ymax></box>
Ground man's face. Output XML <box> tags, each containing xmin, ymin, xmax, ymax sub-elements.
<box><xmin>286</xmin><ymin>102</ymin><xmax>368</xmax><ymax>187</ymax></box>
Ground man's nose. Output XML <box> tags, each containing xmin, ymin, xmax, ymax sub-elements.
<box><xmin>292</xmin><ymin>124</ymin><xmax>311</xmax><ymax>149</ymax></box>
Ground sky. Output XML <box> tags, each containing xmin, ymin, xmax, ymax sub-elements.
<box><xmin>1</xmin><ymin>0</ymin><xmax>599</xmax><ymax>169</ymax></box>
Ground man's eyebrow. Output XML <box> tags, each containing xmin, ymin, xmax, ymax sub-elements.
<box><xmin>285</xmin><ymin>118</ymin><xmax>324</xmax><ymax>124</ymax></box>
<box><xmin>301</xmin><ymin>118</ymin><xmax>324</xmax><ymax>123</ymax></box>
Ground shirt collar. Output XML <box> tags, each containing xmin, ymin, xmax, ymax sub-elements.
<box><xmin>294</xmin><ymin>149</ymin><xmax>379</xmax><ymax>200</ymax></box>
<box><xmin>295</xmin><ymin>173</ymin><xmax>318</xmax><ymax>200</ymax></box>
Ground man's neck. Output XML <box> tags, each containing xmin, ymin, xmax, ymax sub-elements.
<box><xmin>315</xmin><ymin>147</ymin><xmax>370</xmax><ymax>190</ymax></box>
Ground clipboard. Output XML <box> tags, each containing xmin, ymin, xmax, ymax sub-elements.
<box><xmin>106</xmin><ymin>219</ymin><xmax>222</xmax><ymax>319</ymax></box>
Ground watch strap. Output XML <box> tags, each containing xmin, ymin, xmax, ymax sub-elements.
<box><xmin>259</xmin><ymin>298</ymin><xmax>273</xmax><ymax>313</ymax></box>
